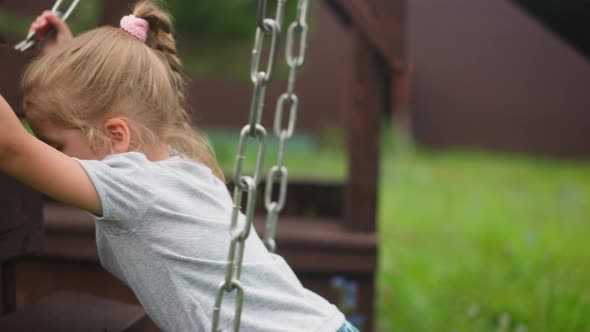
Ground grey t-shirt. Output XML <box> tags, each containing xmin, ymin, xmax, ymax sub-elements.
<box><xmin>74</xmin><ymin>152</ymin><xmax>345</xmax><ymax>332</ymax></box>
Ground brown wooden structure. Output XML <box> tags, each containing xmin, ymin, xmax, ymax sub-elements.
<box><xmin>408</xmin><ymin>0</ymin><xmax>590</xmax><ymax>158</ymax></box>
<box><xmin>0</xmin><ymin>0</ymin><xmax>403</xmax><ymax>331</ymax></box>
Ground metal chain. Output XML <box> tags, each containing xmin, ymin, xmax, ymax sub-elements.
<box><xmin>263</xmin><ymin>0</ymin><xmax>310</xmax><ymax>253</ymax></box>
<box><xmin>211</xmin><ymin>1</ymin><xmax>287</xmax><ymax>331</ymax></box>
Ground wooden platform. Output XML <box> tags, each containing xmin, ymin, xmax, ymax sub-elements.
<box><xmin>0</xmin><ymin>291</ymin><xmax>149</xmax><ymax>332</ymax></box>
<box><xmin>11</xmin><ymin>203</ymin><xmax>377</xmax><ymax>331</ymax></box>
<box><xmin>40</xmin><ymin>203</ymin><xmax>377</xmax><ymax>273</ymax></box>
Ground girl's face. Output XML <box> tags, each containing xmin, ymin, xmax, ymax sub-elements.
<box><xmin>27</xmin><ymin>118</ymin><xmax>99</xmax><ymax>160</ymax></box>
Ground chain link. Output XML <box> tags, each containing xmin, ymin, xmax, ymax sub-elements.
<box><xmin>285</xmin><ymin>1</ymin><xmax>309</xmax><ymax>69</ymax></box>
<box><xmin>274</xmin><ymin>93</ymin><xmax>299</xmax><ymax>138</ymax></box>
<box><xmin>213</xmin><ymin>1</ymin><xmax>310</xmax><ymax>329</ymax></box>
<box><xmin>212</xmin><ymin>1</ymin><xmax>289</xmax><ymax>331</ymax></box>
<box><xmin>212</xmin><ymin>279</ymin><xmax>244</xmax><ymax>332</ymax></box>
<box><xmin>249</xmin><ymin>21</ymin><xmax>280</xmax><ymax>85</ymax></box>
<box><xmin>233</xmin><ymin>125</ymin><xmax>267</xmax><ymax>187</ymax></box>
<box><xmin>262</xmin><ymin>0</ymin><xmax>310</xmax><ymax>253</ymax></box>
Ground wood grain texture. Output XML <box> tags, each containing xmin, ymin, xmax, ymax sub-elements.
<box><xmin>40</xmin><ymin>202</ymin><xmax>377</xmax><ymax>272</ymax></box>
<box><xmin>326</xmin><ymin>0</ymin><xmax>405</xmax><ymax>71</ymax></box>
<box><xmin>0</xmin><ymin>261</ymin><xmax>15</xmax><ymax>315</ymax></box>
<box><xmin>343</xmin><ymin>30</ymin><xmax>388</xmax><ymax>232</ymax></box>
<box><xmin>0</xmin><ymin>174</ymin><xmax>44</xmax><ymax>261</ymax></box>
<box><xmin>0</xmin><ymin>291</ymin><xmax>150</xmax><ymax>332</ymax></box>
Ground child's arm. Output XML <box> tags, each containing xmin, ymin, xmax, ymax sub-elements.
<box><xmin>0</xmin><ymin>95</ymin><xmax>101</xmax><ymax>215</ymax></box>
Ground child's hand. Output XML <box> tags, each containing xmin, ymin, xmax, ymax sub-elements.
<box><xmin>29</xmin><ymin>10</ymin><xmax>73</xmax><ymax>55</ymax></box>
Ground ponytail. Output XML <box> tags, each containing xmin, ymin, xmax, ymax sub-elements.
<box><xmin>132</xmin><ymin>1</ymin><xmax>225</xmax><ymax>181</ymax></box>
<box><xmin>133</xmin><ymin>1</ymin><xmax>186</xmax><ymax>111</ymax></box>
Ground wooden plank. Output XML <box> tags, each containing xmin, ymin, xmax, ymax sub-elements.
<box><xmin>13</xmin><ymin>260</ymin><xmax>58</xmax><ymax>309</ymax></box>
<box><xmin>15</xmin><ymin>259</ymin><xmax>144</xmax><ymax>309</ymax></box>
<box><xmin>357</xmin><ymin>275</ymin><xmax>375</xmax><ymax>332</ymax></box>
<box><xmin>0</xmin><ymin>43</ymin><xmax>35</xmax><ymax>116</ymax></box>
<box><xmin>0</xmin><ymin>291</ymin><xmax>150</xmax><ymax>332</ymax></box>
<box><xmin>0</xmin><ymin>264</ymin><xmax>4</xmax><ymax>315</ymax></box>
<box><xmin>343</xmin><ymin>30</ymin><xmax>388</xmax><ymax>232</ymax></box>
<box><xmin>0</xmin><ymin>261</ymin><xmax>16</xmax><ymax>315</ymax></box>
<box><xmin>0</xmin><ymin>46</ymin><xmax>43</xmax><ymax>262</ymax></box>
<box><xmin>326</xmin><ymin>0</ymin><xmax>405</xmax><ymax>71</ymax></box>
<box><xmin>0</xmin><ymin>29</ymin><xmax>43</xmax><ymax>320</ymax></box>
<box><xmin>227</xmin><ymin>180</ymin><xmax>345</xmax><ymax>218</ymax></box>
<box><xmin>40</xmin><ymin>203</ymin><xmax>377</xmax><ymax>272</ymax></box>
<box><xmin>0</xmin><ymin>175</ymin><xmax>44</xmax><ymax>262</ymax></box>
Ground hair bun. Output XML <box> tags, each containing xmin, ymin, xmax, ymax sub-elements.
<box><xmin>120</xmin><ymin>15</ymin><xmax>149</xmax><ymax>42</ymax></box>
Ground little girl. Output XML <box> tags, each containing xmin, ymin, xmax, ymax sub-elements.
<box><xmin>0</xmin><ymin>1</ymin><xmax>360</xmax><ymax>331</ymax></box>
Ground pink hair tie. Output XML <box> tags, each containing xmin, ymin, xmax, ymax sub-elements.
<box><xmin>120</xmin><ymin>15</ymin><xmax>149</xmax><ymax>42</ymax></box>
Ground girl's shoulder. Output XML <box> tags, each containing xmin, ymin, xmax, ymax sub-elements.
<box><xmin>99</xmin><ymin>151</ymin><xmax>150</xmax><ymax>167</ymax></box>
<box><xmin>98</xmin><ymin>151</ymin><xmax>221</xmax><ymax>187</ymax></box>
<box><xmin>100</xmin><ymin>151</ymin><xmax>200</xmax><ymax>171</ymax></box>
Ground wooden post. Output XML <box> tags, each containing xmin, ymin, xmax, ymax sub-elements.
<box><xmin>0</xmin><ymin>262</ymin><xmax>16</xmax><ymax>315</ymax></box>
<box><xmin>344</xmin><ymin>30</ymin><xmax>389</xmax><ymax>232</ymax></box>
<box><xmin>0</xmin><ymin>41</ymin><xmax>44</xmax><ymax>317</ymax></box>
<box><xmin>326</xmin><ymin>0</ymin><xmax>405</xmax><ymax>72</ymax></box>
<box><xmin>343</xmin><ymin>29</ymin><xmax>390</xmax><ymax>332</ymax></box>
<box><xmin>0</xmin><ymin>264</ymin><xmax>4</xmax><ymax>315</ymax></box>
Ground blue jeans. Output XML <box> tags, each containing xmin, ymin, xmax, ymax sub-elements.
<box><xmin>337</xmin><ymin>320</ymin><xmax>360</xmax><ymax>332</ymax></box>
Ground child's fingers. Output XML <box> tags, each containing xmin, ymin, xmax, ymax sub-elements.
<box><xmin>28</xmin><ymin>10</ymin><xmax>60</xmax><ymax>40</ymax></box>
<box><xmin>37</xmin><ymin>18</ymin><xmax>48</xmax><ymax>29</ymax></box>
<box><xmin>25</xmin><ymin>9</ymin><xmax>73</xmax><ymax>53</ymax></box>
<box><xmin>29</xmin><ymin>16</ymin><xmax>49</xmax><ymax>36</ymax></box>
<box><xmin>43</xmin><ymin>12</ymin><xmax>68</xmax><ymax>34</ymax></box>
<box><xmin>32</xmin><ymin>21</ymin><xmax>51</xmax><ymax>40</ymax></box>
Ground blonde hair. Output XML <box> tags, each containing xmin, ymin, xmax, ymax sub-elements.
<box><xmin>21</xmin><ymin>0</ymin><xmax>225</xmax><ymax>181</ymax></box>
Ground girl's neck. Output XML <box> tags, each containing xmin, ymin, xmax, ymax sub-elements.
<box><xmin>143</xmin><ymin>143</ymin><xmax>170</xmax><ymax>162</ymax></box>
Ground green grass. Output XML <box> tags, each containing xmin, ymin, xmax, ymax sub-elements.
<box><xmin>209</xmin><ymin>127</ymin><xmax>347</xmax><ymax>181</ymax></box>
<box><xmin>379</xmin><ymin>146</ymin><xmax>590</xmax><ymax>332</ymax></box>
<box><xmin>213</xmin><ymin>126</ymin><xmax>590</xmax><ymax>332</ymax></box>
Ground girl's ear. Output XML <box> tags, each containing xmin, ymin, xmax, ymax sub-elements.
<box><xmin>103</xmin><ymin>117</ymin><xmax>131</xmax><ymax>153</ymax></box>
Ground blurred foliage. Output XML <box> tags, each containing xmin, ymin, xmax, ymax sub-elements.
<box><xmin>0</xmin><ymin>0</ymin><xmax>303</xmax><ymax>77</ymax></box>
<box><xmin>167</xmin><ymin>0</ymin><xmax>266</xmax><ymax>44</ymax></box>
<box><xmin>0</xmin><ymin>9</ymin><xmax>31</xmax><ymax>37</ymax></box>
<box><xmin>165</xmin><ymin>0</ymin><xmax>262</xmax><ymax>76</ymax></box>
<box><xmin>166</xmin><ymin>0</ymin><xmax>300</xmax><ymax>77</ymax></box>
<box><xmin>378</xmin><ymin>140</ymin><xmax>590</xmax><ymax>332</ymax></box>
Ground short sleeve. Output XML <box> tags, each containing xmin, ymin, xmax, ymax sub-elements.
<box><xmin>73</xmin><ymin>152</ymin><xmax>156</xmax><ymax>233</ymax></box>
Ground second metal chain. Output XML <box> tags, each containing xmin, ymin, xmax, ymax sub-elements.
<box><xmin>263</xmin><ymin>0</ymin><xmax>310</xmax><ymax>252</ymax></box>
<box><xmin>212</xmin><ymin>1</ymin><xmax>288</xmax><ymax>331</ymax></box>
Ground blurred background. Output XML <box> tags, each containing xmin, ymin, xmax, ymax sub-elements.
<box><xmin>1</xmin><ymin>0</ymin><xmax>590</xmax><ymax>331</ymax></box>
